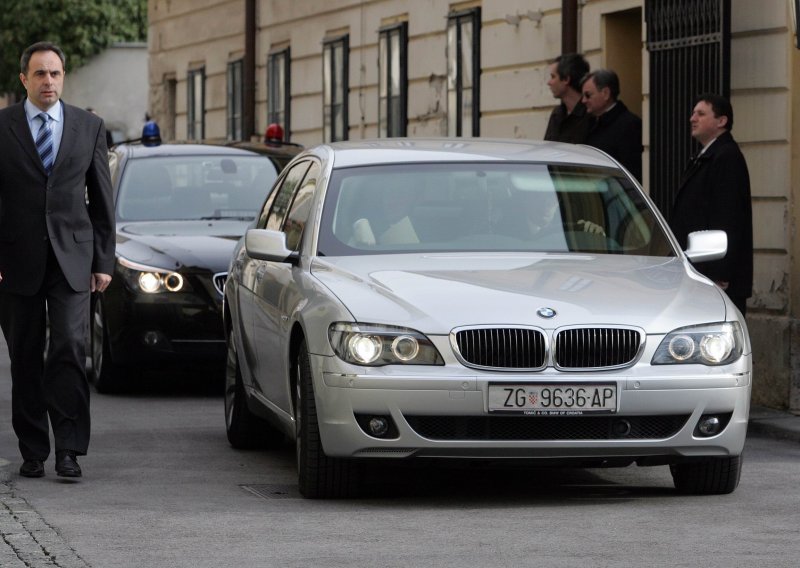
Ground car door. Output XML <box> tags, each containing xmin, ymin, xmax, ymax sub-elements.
<box><xmin>238</xmin><ymin>161</ymin><xmax>311</xmax><ymax>394</ymax></box>
<box><xmin>251</xmin><ymin>160</ymin><xmax>320</xmax><ymax>413</ymax></box>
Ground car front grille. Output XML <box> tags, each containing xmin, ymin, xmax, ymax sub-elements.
<box><xmin>452</xmin><ymin>326</ymin><xmax>642</xmax><ymax>370</ymax></box>
<box><xmin>453</xmin><ymin>327</ymin><xmax>547</xmax><ymax>370</ymax></box>
<box><xmin>554</xmin><ymin>327</ymin><xmax>642</xmax><ymax>369</ymax></box>
<box><xmin>405</xmin><ymin>415</ymin><xmax>690</xmax><ymax>441</ymax></box>
<box><xmin>213</xmin><ymin>272</ymin><xmax>227</xmax><ymax>297</ymax></box>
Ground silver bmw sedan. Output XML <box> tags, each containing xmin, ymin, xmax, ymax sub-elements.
<box><xmin>222</xmin><ymin>138</ymin><xmax>750</xmax><ymax>498</ymax></box>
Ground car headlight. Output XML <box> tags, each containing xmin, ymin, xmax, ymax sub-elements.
<box><xmin>328</xmin><ymin>322</ymin><xmax>444</xmax><ymax>366</ymax></box>
<box><xmin>118</xmin><ymin>256</ymin><xmax>189</xmax><ymax>294</ymax></box>
<box><xmin>651</xmin><ymin>322</ymin><xmax>744</xmax><ymax>366</ymax></box>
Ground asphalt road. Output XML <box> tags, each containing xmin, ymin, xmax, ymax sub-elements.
<box><xmin>1</xmin><ymin>345</ymin><xmax>799</xmax><ymax>567</ymax></box>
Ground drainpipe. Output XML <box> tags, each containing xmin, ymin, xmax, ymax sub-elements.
<box><xmin>562</xmin><ymin>0</ymin><xmax>578</xmax><ymax>53</ymax></box>
<box><xmin>244</xmin><ymin>0</ymin><xmax>256</xmax><ymax>140</ymax></box>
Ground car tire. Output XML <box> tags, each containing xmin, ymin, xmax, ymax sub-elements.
<box><xmin>295</xmin><ymin>339</ymin><xmax>359</xmax><ymax>499</ymax></box>
<box><xmin>224</xmin><ymin>332</ymin><xmax>283</xmax><ymax>449</ymax></box>
<box><xmin>670</xmin><ymin>455</ymin><xmax>743</xmax><ymax>495</ymax></box>
<box><xmin>89</xmin><ymin>298</ymin><xmax>127</xmax><ymax>393</ymax></box>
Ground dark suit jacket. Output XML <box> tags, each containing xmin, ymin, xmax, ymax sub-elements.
<box><xmin>0</xmin><ymin>101</ymin><xmax>115</xmax><ymax>295</ymax></box>
<box><xmin>669</xmin><ymin>131</ymin><xmax>753</xmax><ymax>300</ymax></box>
<box><xmin>585</xmin><ymin>100</ymin><xmax>642</xmax><ymax>181</ymax></box>
<box><xmin>544</xmin><ymin>101</ymin><xmax>592</xmax><ymax>144</ymax></box>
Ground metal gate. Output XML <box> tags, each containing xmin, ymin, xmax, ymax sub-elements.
<box><xmin>645</xmin><ymin>0</ymin><xmax>730</xmax><ymax>221</ymax></box>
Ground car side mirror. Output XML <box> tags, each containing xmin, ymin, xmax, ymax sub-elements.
<box><xmin>245</xmin><ymin>229</ymin><xmax>298</xmax><ymax>264</ymax></box>
<box><xmin>684</xmin><ymin>230</ymin><xmax>727</xmax><ymax>263</ymax></box>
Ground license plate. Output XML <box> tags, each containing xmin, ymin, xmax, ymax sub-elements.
<box><xmin>488</xmin><ymin>383</ymin><xmax>617</xmax><ymax>415</ymax></box>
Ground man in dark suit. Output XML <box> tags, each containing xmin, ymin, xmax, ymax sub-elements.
<box><xmin>0</xmin><ymin>42</ymin><xmax>115</xmax><ymax>478</ymax></box>
<box><xmin>669</xmin><ymin>94</ymin><xmax>753</xmax><ymax>315</ymax></box>
<box><xmin>544</xmin><ymin>53</ymin><xmax>592</xmax><ymax>144</ymax></box>
<box><xmin>581</xmin><ymin>69</ymin><xmax>643</xmax><ymax>181</ymax></box>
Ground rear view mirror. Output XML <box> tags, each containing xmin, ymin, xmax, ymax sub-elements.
<box><xmin>684</xmin><ymin>230</ymin><xmax>727</xmax><ymax>263</ymax></box>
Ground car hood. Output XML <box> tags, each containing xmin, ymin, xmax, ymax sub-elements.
<box><xmin>311</xmin><ymin>253</ymin><xmax>727</xmax><ymax>334</ymax></box>
<box><xmin>116</xmin><ymin>220</ymin><xmax>249</xmax><ymax>271</ymax></box>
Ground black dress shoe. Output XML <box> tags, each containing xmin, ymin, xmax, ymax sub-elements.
<box><xmin>55</xmin><ymin>451</ymin><xmax>82</xmax><ymax>478</ymax></box>
<box><xmin>20</xmin><ymin>459</ymin><xmax>45</xmax><ymax>478</ymax></box>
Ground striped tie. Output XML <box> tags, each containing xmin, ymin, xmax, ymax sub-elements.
<box><xmin>36</xmin><ymin>113</ymin><xmax>54</xmax><ymax>175</ymax></box>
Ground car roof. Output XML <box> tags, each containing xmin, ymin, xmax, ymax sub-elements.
<box><xmin>310</xmin><ymin>138</ymin><xmax>618</xmax><ymax>169</ymax></box>
<box><xmin>113</xmin><ymin>141</ymin><xmax>269</xmax><ymax>158</ymax></box>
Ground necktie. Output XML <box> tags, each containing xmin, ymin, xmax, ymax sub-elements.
<box><xmin>35</xmin><ymin>113</ymin><xmax>54</xmax><ymax>175</ymax></box>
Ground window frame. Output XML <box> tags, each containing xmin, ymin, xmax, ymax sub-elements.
<box><xmin>378</xmin><ymin>22</ymin><xmax>408</xmax><ymax>138</ymax></box>
<box><xmin>227</xmin><ymin>59</ymin><xmax>244</xmax><ymax>141</ymax></box>
<box><xmin>447</xmin><ymin>8</ymin><xmax>481</xmax><ymax>137</ymax></box>
<box><xmin>187</xmin><ymin>67</ymin><xmax>205</xmax><ymax>140</ymax></box>
<box><xmin>323</xmin><ymin>35</ymin><xmax>350</xmax><ymax>142</ymax></box>
<box><xmin>267</xmin><ymin>47</ymin><xmax>291</xmax><ymax>142</ymax></box>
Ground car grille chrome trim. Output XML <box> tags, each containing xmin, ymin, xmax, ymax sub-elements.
<box><xmin>450</xmin><ymin>325</ymin><xmax>643</xmax><ymax>371</ymax></box>
<box><xmin>213</xmin><ymin>272</ymin><xmax>227</xmax><ymax>297</ymax></box>
<box><xmin>405</xmin><ymin>415</ymin><xmax>690</xmax><ymax>441</ymax></box>
<box><xmin>554</xmin><ymin>326</ymin><xmax>644</xmax><ymax>370</ymax></box>
<box><xmin>451</xmin><ymin>326</ymin><xmax>548</xmax><ymax>371</ymax></box>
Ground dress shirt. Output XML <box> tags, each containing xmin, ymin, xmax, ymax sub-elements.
<box><xmin>24</xmin><ymin>99</ymin><xmax>64</xmax><ymax>166</ymax></box>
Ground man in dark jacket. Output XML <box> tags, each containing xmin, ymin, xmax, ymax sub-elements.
<box><xmin>544</xmin><ymin>53</ymin><xmax>592</xmax><ymax>143</ymax></box>
<box><xmin>580</xmin><ymin>69</ymin><xmax>643</xmax><ymax>181</ymax></box>
<box><xmin>669</xmin><ymin>94</ymin><xmax>753</xmax><ymax>315</ymax></box>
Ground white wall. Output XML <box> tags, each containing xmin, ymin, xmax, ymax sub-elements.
<box><xmin>62</xmin><ymin>43</ymin><xmax>148</xmax><ymax>143</ymax></box>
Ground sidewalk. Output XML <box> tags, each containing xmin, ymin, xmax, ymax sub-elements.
<box><xmin>0</xmin><ymin>468</ymin><xmax>90</xmax><ymax>568</ymax></box>
<box><xmin>748</xmin><ymin>405</ymin><xmax>800</xmax><ymax>443</ymax></box>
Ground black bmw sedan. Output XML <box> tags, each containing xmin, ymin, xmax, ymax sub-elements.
<box><xmin>91</xmin><ymin>137</ymin><xmax>299</xmax><ymax>391</ymax></box>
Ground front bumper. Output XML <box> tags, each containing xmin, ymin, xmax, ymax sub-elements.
<box><xmin>309</xmin><ymin>352</ymin><xmax>751</xmax><ymax>462</ymax></box>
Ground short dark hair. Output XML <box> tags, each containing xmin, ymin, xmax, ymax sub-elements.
<box><xmin>581</xmin><ymin>69</ymin><xmax>620</xmax><ymax>100</ymax></box>
<box><xmin>20</xmin><ymin>41</ymin><xmax>66</xmax><ymax>75</ymax></box>
<box><xmin>552</xmin><ymin>53</ymin><xmax>590</xmax><ymax>92</ymax></box>
<box><xmin>695</xmin><ymin>93</ymin><xmax>733</xmax><ymax>131</ymax></box>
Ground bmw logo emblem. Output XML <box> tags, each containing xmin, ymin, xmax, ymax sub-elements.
<box><xmin>537</xmin><ymin>307</ymin><xmax>557</xmax><ymax>319</ymax></box>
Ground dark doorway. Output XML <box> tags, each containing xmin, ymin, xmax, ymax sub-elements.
<box><xmin>645</xmin><ymin>0</ymin><xmax>730</xmax><ymax>220</ymax></box>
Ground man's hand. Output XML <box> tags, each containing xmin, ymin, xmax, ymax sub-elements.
<box><xmin>577</xmin><ymin>219</ymin><xmax>606</xmax><ymax>236</ymax></box>
<box><xmin>715</xmin><ymin>280</ymin><xmax>730</xmax><ymax>290</ymax></box>
<box><xmin>91</xmin><ymin>273</ymin><xmax>112</xmax><ymax>293</ymax></box>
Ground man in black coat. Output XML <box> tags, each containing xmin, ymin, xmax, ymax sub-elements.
<box><xmin>0</xmin><ymin>42</ymin><xmax>115</xmax><ymax>478</ymax></box>
<box><xmin>669</xmin><ymin>94</ymin><xmax>752</xmax><ymax>315</ymax></box>
<box><xmin>544</xmin><ymin>53</ymin><xmax>592</xmax><ymax>143</ymax></box>
<box><xmin>580</xmin><ymin>69</ymin><xmax>643</xmax><ymax>181</ymax></box>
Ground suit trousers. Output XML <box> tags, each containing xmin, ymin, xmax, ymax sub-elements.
<box><xmin>0</xmin><ymin>245</ymin><xmax>91</xmax><ymax>460</ymax></box>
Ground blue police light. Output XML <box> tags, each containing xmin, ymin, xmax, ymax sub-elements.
<box><xmin>142</xmin><ymin>121</ymin><xmax>161</xmax><ymax>146</ymax></box>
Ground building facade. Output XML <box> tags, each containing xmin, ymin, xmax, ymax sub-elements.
<box><xmin>148</xmin><ymin>0</ymin><xmax>800</xmax><ymax>412</ymax></box>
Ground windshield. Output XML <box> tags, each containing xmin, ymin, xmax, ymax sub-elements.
<box><xmin>116</xmin><ymin>155</ymin><xmax>278</xmax><ymax>221</ymax></box>
<box><xmin>317</xmin><ymin>163</ymin><xmax>674</xmax><ymax>256</ymax></box>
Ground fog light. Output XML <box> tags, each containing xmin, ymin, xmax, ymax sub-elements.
<box><xmin>368</xmin><ymin>417</ymin><xmax>389</xmax><ymax>437</ymax></box>
<box><xmin>612</xmin><ymin>419</ymin><xmax>632</xmax><ymax>437</ymax></box>
<box><xmin>697</xmin><ymin>416</ymin><xmax>721</xmax><ymax>437</ymax></box>
<box><xmin>143</xmin><ymin>331</ymin><xmax>160</xmax><ymax>347</ymax></box>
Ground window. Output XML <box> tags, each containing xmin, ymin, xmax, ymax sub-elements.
<box><xmin>447</xmin><ymin>9</ymin><xmax>480</xmax><ymax>137</ymax></box>
<box><xmin>378</xmin><ymin>23</ymin><xmax>407</xmax><ymax>137</ymax></box>
<box><xmin>267</xmin><ymin>48</ymin><xmax>291</xmax><ymax>141</ymax></box>
<box><xmin>227</xmin><ymin>60</ymin><xmax>244</xmax><ymax>141</ymax></box>
<box><xmin>323</xmin><ymin>36</ymin><xmax>349</xmax><ymax>142</ymax></box>
<box><xmin>259</xmin><ymin>161</ymin><xmax>311</xmax><ymax>230</ymax></box>
<box><xmin>187</xmin><ymin>68</ymin><xmax>205</xmax><ymax>140</ymax></box>
<box><xmin>164</xmin><ymin>75</ymin><xmax>177</xmax><ymax>141</ymax></box>
<box><xmin>282</xmin><ymin>162</ymin><xmax>321</xmax><ymax>251</ymax></box>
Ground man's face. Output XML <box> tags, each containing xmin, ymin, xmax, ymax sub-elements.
<box><xmin>546</xmin><ymin>63</ymin><xmax>569</xmax><ymax>99</ymax></box>
<box><xmin>581</xmin><ymin>78</ymin><xmax>611</xmax><ymax>117</ymax></box>
<box><xmin>690</xmin><ymin>101</ymin><xmax>727</xmax><ymax>145</ymax></box>
<box><xmin>20</xmin><ymin>50</ymin><xmax>64</xmax><ymax>111</ymax></box>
